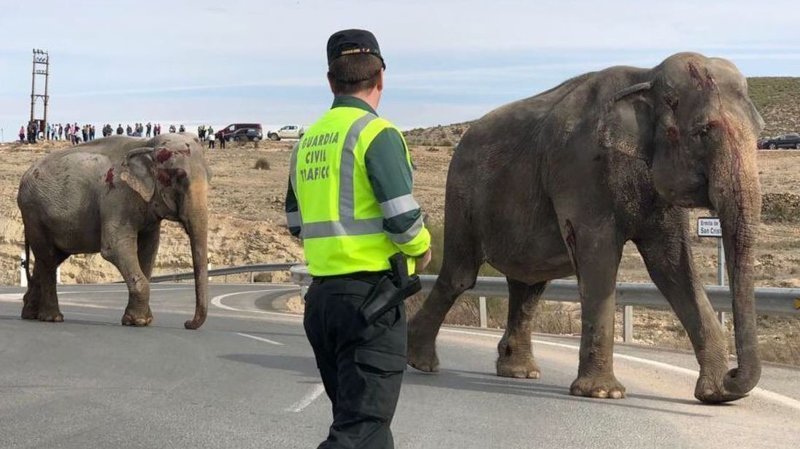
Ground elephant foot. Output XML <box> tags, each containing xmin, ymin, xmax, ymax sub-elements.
<box><xmin>694</xmin><ymin>375</ymin><xmax>746</xmax><ymax>404</ymax></box>
<box><xmin>37</xmin><ymin>310</ymin><xmax>64</xmax><ymax>322</ymax></box>
<box><xmin>21</xmin><ymin>305</ymin><xmax>39</xmax><ymax>320</ymax></box>
<box><xmin>121</xmin><ymin>308</ymin><xmax>153</xmax><ymax>327</ymax></box>
<box><xmin>407</xmin><ymin>329</ymin><xmax>440</xmax><ymax>373</ymax></box>
<box><xmin>496</xmin><ymin>355</ymin><xmax>541</xmax><ymax>379</ymax></box>
<box><xmin>570</xmin><ymin>373</ymin><xmax>626</xmax><ymax>399</ymax></box>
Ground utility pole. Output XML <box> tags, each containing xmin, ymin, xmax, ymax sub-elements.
<box><xmin>30</xmin><ymin>49</ymin><xmax>50</xmax><ymax>140</ymax></box>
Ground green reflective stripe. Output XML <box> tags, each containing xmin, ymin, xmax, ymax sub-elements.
<box><xmin>301</xmin><ymin>217</ymin><xmax>384</xmax><ymax>239</ymax></box>
<box><xmin>379</xmin><ymin>194</ymin><xmax>419</xmax><ymax>218</ymax></box>
<box><xmin>386</xmin><ymin>215</ymin><xmax>424</xmax><ymax>244</ymax></box>
<box><xmin>339</xmin><ymin>112</ymin><xmax>378</xmax><ymax>220</ymax></box>
<box><xmin>286</xmin><ymin>211</ymin><xmax>302</xmax><ymax>227</ymax></box>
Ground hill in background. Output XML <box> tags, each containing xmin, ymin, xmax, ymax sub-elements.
<box><xmin>404</xmin><ymin>77</ymin><xmax>800</xmax><ymax>146</ymax></box>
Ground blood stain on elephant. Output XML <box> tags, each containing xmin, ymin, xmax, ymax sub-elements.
<box><xmin>105</xmin><ymin>168</ymin><xmax>115</xmax><ymax>188</ymax></box>
<box><xmin>157</xmin><ymin>169</ymin><xmax>172</xmax><ymax>187</ymax></box>
<box><xmin>687</xmin><ymin>62</ymin><xmax>717</xmax><ymax>91</ymax></box>
<box><xmin>156</xmin><ymin>148</ymin><xmax>172</xmax><ymax>163</ymax></box>
<box><xmin>667</xmin><ymin>127</ymin><xmax>680</xmax><ymax>145</ymax></box>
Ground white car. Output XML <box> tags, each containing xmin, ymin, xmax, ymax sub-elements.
<box><xmin>267</xmin><ymin>125</ymin><xmax>305</xmax><ymax>141</ymax></box>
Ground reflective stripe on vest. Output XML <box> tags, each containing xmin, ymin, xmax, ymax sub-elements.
<box><xmin>289</xmin><ymin>112</ymin><xmax>382</xmax><ymax>238</ymax></box>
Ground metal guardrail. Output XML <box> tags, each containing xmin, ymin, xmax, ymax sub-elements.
<box><xmin>148</xmin><ymin>263</ymin><xmax>298</xmax><ymax>283</ymax></box>
<box><xmin>417</xmin><ymin>275</ymin><xmax>800</xmax><ymax>316</ymax></box>
<box><xmin>290</xmin><ymin>265</ymin><xmax>799</xmax><ymax>342</ymax></box>
<box><xmin>153</xmin><ymin>264</ymin><xmax>798</xmax><ymax>316</ymax></box>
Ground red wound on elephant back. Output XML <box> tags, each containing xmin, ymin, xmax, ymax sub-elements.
<box><xmin>156</xmin><ymin>148</ymin><xmax>172</xmax><ymax>163</ymax></box>
<box><xmin>105</xmin><ymin>168</ymin><xmax>115</xmax><ymax>188</ymax></box>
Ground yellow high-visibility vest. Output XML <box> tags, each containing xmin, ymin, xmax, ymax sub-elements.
<box><xmin>289</xmin><ymin>106</ymin><xmax>424</xmax><ymax>276</ymax></box>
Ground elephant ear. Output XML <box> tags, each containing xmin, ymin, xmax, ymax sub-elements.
<box><xmin>597</xmin><ymin>81</ymin><xmax>655</xmax><ymax>163</ymax></box>
<box><xmin>119</xmin><ymin>147</ymin><xmax>155</xmax><ymax>202</ymax></box>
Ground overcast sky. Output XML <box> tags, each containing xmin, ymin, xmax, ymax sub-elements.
<box><xmin>1</xmin><ymin>0</ymin><xmax>799</xmax><ymax>140</ymax></box>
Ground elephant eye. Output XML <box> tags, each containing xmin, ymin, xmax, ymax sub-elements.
<box><xmin>694</xmin><ymin>121</ymin><xmax>718</xmax><ymax>138</ymax></box>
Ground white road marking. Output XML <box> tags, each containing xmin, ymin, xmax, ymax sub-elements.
<box><xmin>236</xmin><ymin>332</ymin><xmax>284</xmax><ymax>346</ymax></box>
<box><xmin>442</xmin><ymin>328</ymin><xmax>800</xmax><ymax>412</ymax></box>
<box><xmin>285</xmin><ymin>383</ymin><xmax>326</xmax><ymax>413</ymax></box>
<box><xmin>210</xmin><ymin>289</ymin><xmax>301</xmax><ymax>319</ymax></box>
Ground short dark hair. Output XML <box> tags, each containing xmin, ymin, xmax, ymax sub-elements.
<box><xmin>327</xmin><ymin>54</ymin><xmax>383</xmax><ymax>95</ymax></box>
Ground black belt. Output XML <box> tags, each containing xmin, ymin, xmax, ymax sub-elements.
<box><xmin>311</xmin><ymin>271</ymin><xmax>390</xmax><ymax>297</ymax></box>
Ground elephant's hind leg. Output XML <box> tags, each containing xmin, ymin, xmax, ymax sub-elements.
<box><xmin>25</xmin><ymin>241</ymin><xmax>68</xmax><ymax>322</ymax></box>
<box><xmin>496</xmin><ymin>279</ymin><xmax>547</xmax><ymax>379</ymax></box>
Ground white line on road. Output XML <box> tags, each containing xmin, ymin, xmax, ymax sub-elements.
<box><xmin>443</xmin><ymin>328</ymin><xmax>800</xmax><ymax>412</ymax></box>
<box><xmin>210</xmin><ymin>289</ymin><xmax>302</xmax><ymax>319</ymax></box>
<box><xmin>236</xmin><ymin>332</ymin><xmax>284</xmax><ymax>346</ymax></box>
<box><xmin>285</xmin><ymin>383</ymin><xmax>326</xmax><ymax>413</ymax></box>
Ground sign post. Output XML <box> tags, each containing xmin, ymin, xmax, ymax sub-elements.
<box><xmin>698</xmin><ymin>217</ymin><xmax>726</xmax><ymax>328</ymax></box>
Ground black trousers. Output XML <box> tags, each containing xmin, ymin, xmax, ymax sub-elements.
<box><xmin>304</xmin><ymin>273</ymin><xmax>407</xmax><ymax>449</ymax></box>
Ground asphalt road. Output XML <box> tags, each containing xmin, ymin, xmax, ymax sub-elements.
<box><xmin>0</xmin><ymin>283</ymin><xmax>798</xmax><ymax>449</ymax></box>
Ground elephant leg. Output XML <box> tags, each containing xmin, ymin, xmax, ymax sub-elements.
<box><xmin>407</xmin><ymin>235</ymin><xmax>482</xmax><ymax>373</ymax></box>
<box><xmin>101</xmin><ymin>229</ymin><xmax>152</xmax><ymax>326</ymax></box>
<box><xmin>635</xmin><ymin>218</ymin><xmax>735</xmax><ymax>403</ymax></box>
<box><xmin>24</xmin><ymin>241</ymin><xmax>68</xmax><ymax>323</ymax></box>
<box><xmin>496</xmin><ymin>279</ymin><xmax>547</xmax><ymax>379</ymax></box>
<box><xmin>137</xmin><ymin>224</ymin><xmax>161</xmax><ymax>280</ymax></box>
<box><xmin>563</xmin><ymin>218</ymin><xmax>625</xmax><ymax>399</ymax></box>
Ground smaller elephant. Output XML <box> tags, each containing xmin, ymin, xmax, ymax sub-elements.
<box><xmin>17</xmin><ymin>134</ymin><xmax>210</xmax><ymax>329</ymax></box>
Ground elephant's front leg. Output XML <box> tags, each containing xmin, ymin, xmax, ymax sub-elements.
<box><xmin>496</xmin><ymin>279</ymin><xmax>547</xmax><ymax>379</ymax></box>
<box><xmin>563</xmin><ymin>218</ymin><xmax>625</xmax><ymax>399</ymax></box>
<box><xmin>635</xmin><ymin>217</ymin><xmax>736</xmax><ymax>403</ymax></box>
<box><xmin>101</xmin><ymin>228</ymin><xmax>152</xmax><ymax>326</ymax></box>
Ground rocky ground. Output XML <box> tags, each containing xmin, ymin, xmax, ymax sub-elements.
<box><xmin>2</xmin><ymin>136</ymin><xmax>799</xmax><ymax>365</ymax></box>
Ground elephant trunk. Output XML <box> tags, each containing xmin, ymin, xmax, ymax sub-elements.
<box><xmin>709</xmin><ymin>142</ymin><xmax>762</xmax><ymax>396</ymax></box>
<box><xmin>183</xmin><ymin>186</ymin><xmax>209</xmax><ymax>330</ymax></box>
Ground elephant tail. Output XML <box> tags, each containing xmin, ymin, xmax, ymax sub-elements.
<box><xmin>23</xmin><ymin>240</ymin><xmax>31</xmax><ymax>284</ymax></box>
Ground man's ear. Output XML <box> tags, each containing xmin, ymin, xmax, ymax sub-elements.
<box><xmin>327</xmin><ymin>72</ymin><xmax>337</xmax><ymax>95</ymax></box>
<box><xmin>119</xmin><ymin>147</ymin><xmax>155</xmax><ymax>202</ymax></box>
<box><xmin>376</xmin><ymin>69</ymin><xmax>384</xmax><ymax>93</ymax></box>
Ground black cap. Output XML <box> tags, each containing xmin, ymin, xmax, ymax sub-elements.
<box><xmin>327</xmin><ymin>29</ymin><xmax>386</xmax><ymax>69</ymax></box>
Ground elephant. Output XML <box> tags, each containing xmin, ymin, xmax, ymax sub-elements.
<box><xmin>17</xmin><ymin>133</ymin><xmax>210</xmax><ymax>329</ymax></box>
<box><xmin>407</xmin><ymin>52</ymin><xmax>764</xmax><ymax>404</ymax></box>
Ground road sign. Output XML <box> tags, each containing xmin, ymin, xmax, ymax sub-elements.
<box><xmin>697</xmin><ymin>217</ymin><xmax>722</xmax><ymax>238</ymax></box>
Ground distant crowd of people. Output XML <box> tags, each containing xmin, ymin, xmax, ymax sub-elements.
<box><xmin>18</xmin><ymin>121</ymin><xmax>225</xmax><ymax>150</ymax></box>
<box><xmin>19</xmin><ymin>122</ymin><xmax>98</xmax><ymax>145</ymax></box>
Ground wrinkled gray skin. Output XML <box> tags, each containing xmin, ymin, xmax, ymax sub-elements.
<box><xmin>17</xmin><ymin>134</ymin><xmax>210</xmax><ymax>329</ymax></box>
<box><xmin>408</xmin><ymin>53</ymin><xmax>764</xmax><ymax>404</ymax></box>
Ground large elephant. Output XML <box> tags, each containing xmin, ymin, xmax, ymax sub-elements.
<box><xmin>408</xmin><ymin>52</ymin><xmax>764</xmax><ymax>403</ymax></box>
<box><xmin>17</xmin><ymin>133</ymin><xmax>210</xmax><ymax>329</ymax></box>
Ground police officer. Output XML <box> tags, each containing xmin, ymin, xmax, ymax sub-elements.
<box><xmin>285</xmin><ymin>29</ymin><xmax>432</xmax><ymax>449</ymax></box>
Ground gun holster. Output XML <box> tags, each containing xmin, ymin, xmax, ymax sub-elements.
<box><xmin>359</xmin><ymin>253</ymin><xmax>421</xmax><ymax>325</ymax></box>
